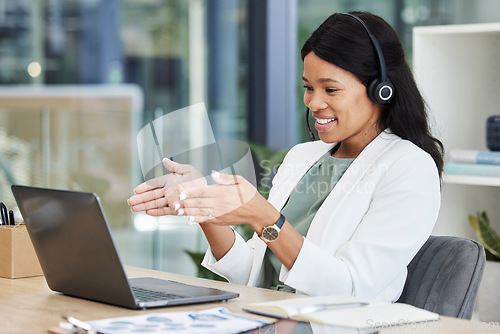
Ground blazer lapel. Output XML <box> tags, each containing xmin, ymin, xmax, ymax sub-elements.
<box><xmin>269</xmin><ymin>141</ymin><xmax>335</xmax><ymax>211</ymax></box>
<box><xmin>306</xmin><ymin>130</ymin><xmax>401</xmax><ymax>241</ymax></box>
<box><xmin>249</xmin><ymin>140</ymin><xmax>334</xmax><ymax>286</ymax></box>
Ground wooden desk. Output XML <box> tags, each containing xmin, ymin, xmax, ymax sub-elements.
<box><xmin>0</xmin><ymin>266</ymin><xmax>297</xmax><ymax>333</ymax></box>
<box><xmin>0</xmin><ymin>266</ymin><xmax>498</xmax><ymax>333</ymax></box>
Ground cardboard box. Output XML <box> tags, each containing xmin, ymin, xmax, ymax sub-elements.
<box><xmin>0</xmin><ymin>224</ymin><xmax>43</xmax><ymax>278</ymax></box>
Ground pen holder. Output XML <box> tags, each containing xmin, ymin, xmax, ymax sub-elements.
<box><xmin>0</xmin><ymin>224</ymin><xmax>43</xmax><ymax>279</ymax></box>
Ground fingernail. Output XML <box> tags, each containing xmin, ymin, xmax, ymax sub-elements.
<box><xmin>188</xmin><ymin>216</ymin><xmax>195</xmax><ymax>222</ymax></box>
<box><xmin>179</xmin><ymin>192</ymin><xmax>187</xmax><ymax>201</ymax></box>
<box><xmin>212</xmin><ymin>170</ymin><xmax>220</xmax><ymax>179</ymax></box>
<box><xmin>177</xmin><ymin>209</ymin><xmax>184</xmax><ymax>216</ymax></box>
<box><xmin>174</xmin><ymin>203</ymin><xmax>180</xmax><ymax>211</ymax></box>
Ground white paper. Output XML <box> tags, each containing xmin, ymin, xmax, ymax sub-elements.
<box><xmin>85</xmin><ymin>307</ymin><xmax>268</xmax><ymax>334</ymax></box>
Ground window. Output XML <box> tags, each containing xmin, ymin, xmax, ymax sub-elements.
<box><xmin>0</xmin><ymin>0</ymin><xmax>248</xmax><ymax>275</ymax></box>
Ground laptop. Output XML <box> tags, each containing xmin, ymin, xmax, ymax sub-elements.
<box><xmin>11</xmin><ymin>185</ymin><xmax>239</xmax><ymax>309</ymax></box>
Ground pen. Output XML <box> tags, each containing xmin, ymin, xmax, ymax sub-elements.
<box><xmin>298</xmin><ymin>302</ymin><xmax>369</xmax><ymax>315</ymax></box>
<box><xmin>9</xmin><ymin>210</ymin><xmax>15</xmax><ymax>225</ymax></box>
<box><xmin>62</xmin><ymin>315</ymin><xmax>103</xmax><ymax>334</ymax></box>
<box><xmin>0</xmin><ymin>202</ymin><xmax>7</xmax><ymax>226</ymax></box>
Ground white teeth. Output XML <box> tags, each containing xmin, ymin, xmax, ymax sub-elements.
<box><xmin>316</xmin><ymin>118</ymin><xmax>336</xmax><ymax>124</ymax></box>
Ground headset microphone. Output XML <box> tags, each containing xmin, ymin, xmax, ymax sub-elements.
<box><xmin>306</xmin><ymin>107</ymin><xmax>316</xmax><ymax>141</ymax></box>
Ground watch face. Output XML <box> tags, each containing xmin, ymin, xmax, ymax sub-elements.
<box><xmin>262</xmin><ymin>226</ymin><xmax>279</xmax><ymax>242</ymax></box>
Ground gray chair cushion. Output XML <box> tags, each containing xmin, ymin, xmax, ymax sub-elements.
<box><xmin>397</xmin><ymin>235</ymin><xmax>486</xmax><ymax>319</ymax></box>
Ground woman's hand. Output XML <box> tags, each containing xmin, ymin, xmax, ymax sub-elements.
<box><xmin>127</xmin><ymin>158</ymin><xmax>206</xmax><ymax>216</ymax></box>
<box><xmin>179</xmin><ymin>171</ymin><xmax>304</xmax><ymax>268</ymax></box>
<box><xmin>177</xmin><ymin>171</ymin><xmax>280</xmax><ymax>233</ymax></box>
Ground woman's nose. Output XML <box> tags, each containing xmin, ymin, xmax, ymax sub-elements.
<box><xmin>306</xmin><ymin>95</ymin><xmax>328</xmax><ymax>111</ymax></box>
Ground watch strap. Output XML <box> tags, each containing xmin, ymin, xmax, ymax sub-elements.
<box><xmin>275</xmin><ymin>213</ymin><xmax>286</xmax><ymax>229</ymax></box>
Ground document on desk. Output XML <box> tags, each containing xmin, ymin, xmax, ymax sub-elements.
<box><xmin>243</xmin><ymin>295</ymin><xmax>440</xmax><ymax>329</ymax></box>
<box><xmin>63</xmin><ymin>307</ymin><xmax>268</xmax><ymax>334</ymax></box>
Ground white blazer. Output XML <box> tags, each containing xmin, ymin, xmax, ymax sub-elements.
<box><xmin>202</xmin><ymin>130</ymin><xmax>441</xmax><ymax>302</ymax></box>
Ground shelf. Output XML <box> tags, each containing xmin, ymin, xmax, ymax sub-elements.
<box><xmin>414</xmin><ymin>22</ymin><xmax>500</xmax><ymax>35</ymax></box>
<box><xmin>443</xmin><ymin>173</ymin><xmax>500</xmax><ymax>187</ymax></box>
<box><xmin>414</xmin><ymin>22</ymin><xmax>500</xmax><ymax>237</ymax></box>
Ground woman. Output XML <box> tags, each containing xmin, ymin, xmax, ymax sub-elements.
<box><xmin>128</xmin><ymin>11</ymin><xmax>443</xmax><ymax>302</ymax></box>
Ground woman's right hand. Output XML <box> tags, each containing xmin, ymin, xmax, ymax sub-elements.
<box><xmin>127</xmin><ymin>158</ymin><xmax>206</xmax><ymax>216</ymax></box>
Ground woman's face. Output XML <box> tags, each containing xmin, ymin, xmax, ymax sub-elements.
<box><xmin>303</xmin><ymin>51</ymin><xmax>382</xmax><ymax>156</ymax></box>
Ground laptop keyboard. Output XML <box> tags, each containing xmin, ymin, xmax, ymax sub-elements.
<box><xmin>132</xmin><ymin>287</ymin><xmax>186</xmax><ymax>302</ymax></box>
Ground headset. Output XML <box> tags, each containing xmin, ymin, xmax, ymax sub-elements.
<box><xmin>306</xmin><ymin>12</ymin><xmax>394</xmax><ymax>141</ymax></box>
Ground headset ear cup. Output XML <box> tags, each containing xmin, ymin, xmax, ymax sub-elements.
<box><xmin>368</xmin><ymin>79</ymin><xmax>380</xmax><ymax>104</ymax></box>
<box><xmin>368</xmin><ymin>79</ymin><xmax>394</xmax><ymax>104</ymax></box>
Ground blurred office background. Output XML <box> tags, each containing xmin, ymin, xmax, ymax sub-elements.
<box><xmin>1</xmin><ymin>0</ymin><xmax>500</xmax><ymax>277</ymax></box>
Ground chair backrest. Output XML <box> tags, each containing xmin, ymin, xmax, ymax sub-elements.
<box><xmin>397</xmin><ymin>235</ymin><xmax>486</xmax><ymax>319</ymax></box>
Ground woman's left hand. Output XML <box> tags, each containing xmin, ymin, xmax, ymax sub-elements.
<box><xmin>177</xmin><ymin>171</ymin><xmax>280</xmax><ymax>232</ymax></box>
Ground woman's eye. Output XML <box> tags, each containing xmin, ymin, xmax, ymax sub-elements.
<box><xmin>325</xmin><ymin>88</ymin><xmax>338</xmax><ymax>93</ymax></box>
<box><xmin>303</xmin><ymin>85</ymin><xmax>313</xmax><ymax>91</ymax></box>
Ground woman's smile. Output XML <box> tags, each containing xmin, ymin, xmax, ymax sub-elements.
<box><xmin>314</xmin><ymin>116</ymin><xmax>337</xmax><ymax>131</ymax></box>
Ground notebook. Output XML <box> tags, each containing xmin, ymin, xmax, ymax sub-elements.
<box><xmin>11</xmin><ymin>185</ymin><xmax>239</xmax><ymax>309</ymax></box>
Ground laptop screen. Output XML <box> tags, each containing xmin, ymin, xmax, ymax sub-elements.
<box><xmin>12</xmin><ymin>185</ymin><xmax>138</xmax><ymax>308</ymax></box>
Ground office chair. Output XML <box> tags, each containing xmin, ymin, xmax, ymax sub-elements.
<box><xmin>397</xmin><ymin>235</ymin><xmax>486</xmax><ymax>319</ymax></box>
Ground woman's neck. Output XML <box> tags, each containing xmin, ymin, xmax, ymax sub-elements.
<box><xmin>332</xmin><ymin>127</ymin><xmax>383</xmax><ymax>158</ymax></box>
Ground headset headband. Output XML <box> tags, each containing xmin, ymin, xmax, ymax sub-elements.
<box><xmin>343</xmin><ymin>13</ymin><xmax>388</xmax><ymax>83</ymax></box>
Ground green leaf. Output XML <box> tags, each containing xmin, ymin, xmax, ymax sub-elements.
<box><xmin>248</xmin><ymin>142</ymin><xmax>287</xmax><ymax>200</ymax></box>
<box><xmin>183</xmin><ymin>250</ymin><xmax>227</xmax><ymax>282</ymax></box>
<box><xmin>234</xmin><ymin>224</ymin><xmax>254</xmax><ymax>241</ymax></box>
<box><xmin>475</xmin><ymin>211</ymin><xmax>500</xmax><ymax>258</ymax></box>
<box><xmin>468</xmin><ymin>214</ymin><xmax>478</xmax><ymax>231</ymax></box>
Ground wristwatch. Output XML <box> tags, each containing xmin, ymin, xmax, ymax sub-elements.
<box><xmin>260</xmin><ymin>214</ymin><xmax>286</xmax><ymax>243</ymax></box>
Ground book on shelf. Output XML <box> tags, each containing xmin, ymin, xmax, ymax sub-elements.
<box><xmin>243</xmin><ymin>295</ymin><xmax>439</xmax><ymax>329</ymax></box>
<box><xmin>445</xmin><ymin>162</ymin><xmax>500</xmax><ymax>177</ymax></box>
<box><xmin>449</xmin><ymin>149</ymin><xmax>500</xmax><ymax>165</ymax></box>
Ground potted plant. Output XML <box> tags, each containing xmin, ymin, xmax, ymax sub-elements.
<box><xmin>468</xmin><ymin>211</ymin><xmax>500</xmax><ymax>322</ymax></box>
